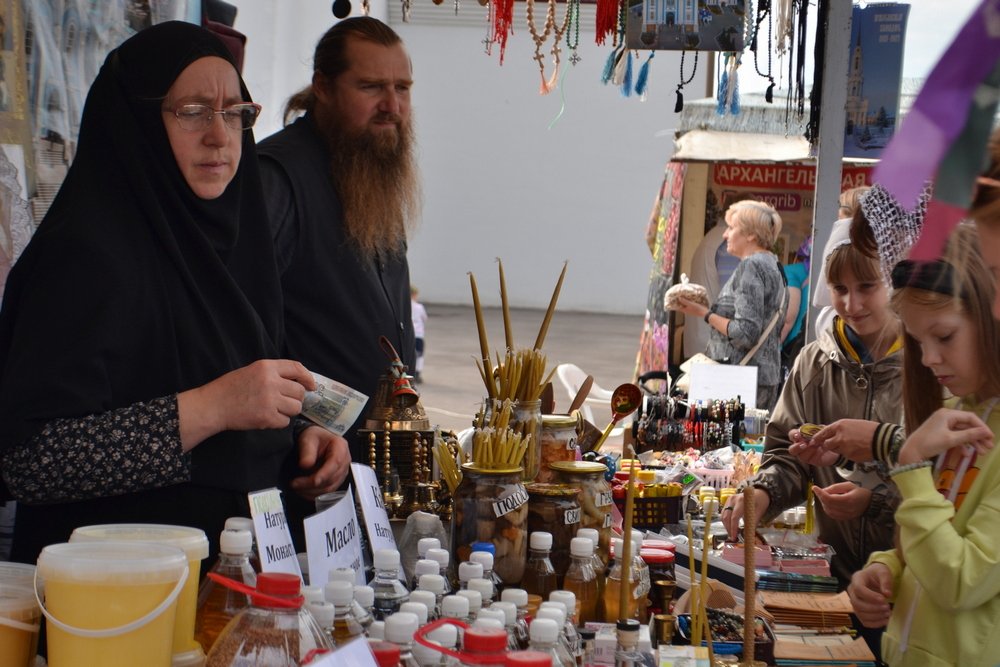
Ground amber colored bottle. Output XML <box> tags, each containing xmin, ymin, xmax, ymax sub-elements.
<box><xmin>195</xmin><ymin>529</ymin><xmax>256</xmax><ymax>652</ymax></box>
<box><xmin>326</xmin><ymin>581</ymin><xmax>364</xmax><ymax>646</ymax></box>
<box><xmin>603</xmin><ymin>539</ymin><xmax>640</xmax><ymax>623</ymax></box>
<box><xmin>564</xmin><ymin>537</ymin><xmax>599</xmax><ymax>623</ymax></box>
<box><xmin>521</xmin><ymin>532</ymin><xmax>557</xmax><ymax>600</ymax></box>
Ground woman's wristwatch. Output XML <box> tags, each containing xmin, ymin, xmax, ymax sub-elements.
<box><xmin>704</xmin><ymin>310</ymin><xmax>712</xmax><ymax>324</ymax></box>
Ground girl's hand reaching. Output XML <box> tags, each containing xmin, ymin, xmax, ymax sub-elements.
<box><xmin>897</xmin><ymin>408</ymin><xmax>995</xmax><ymax>465</ymax></box>
<box><xmin>848</xmin><ymin>563</ymin><xmax>894</xmax><ymax>629</ymax></box>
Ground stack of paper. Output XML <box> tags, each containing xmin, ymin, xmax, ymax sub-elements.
<box><xmin>773</xmin><ymin>636</ymin><xmax>876</xmax><ymax>666</ymax></box>
<box><xmin>759</xmin><ymin>590</ymin><xmax>854</xmax><ymax>628</ymax></box>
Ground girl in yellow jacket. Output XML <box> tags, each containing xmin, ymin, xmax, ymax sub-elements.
<box><xmin>848</xmin><ymin>223</ymin><xmax>1000</xmax><ymax>667</ymax></box>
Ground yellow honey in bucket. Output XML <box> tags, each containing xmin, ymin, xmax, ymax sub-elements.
<box><xmin>38</xmin><ymin>541</ymin><xmax>188</xmax><ymax>667</ymax></box>
<box><xmin>0</xmin><ymin>583</ymin><xmax>40</xmax><ymax>667</ymax></box>
<box><xmin>69</xmin><ymin>523</ymin><xmax>209</xmax><ymax>656</ymax></box>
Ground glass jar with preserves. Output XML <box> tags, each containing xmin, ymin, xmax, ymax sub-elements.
<box><xmin>549</xmin><ymin>461</ymin><xmax>614</xmax><ymax>568</ymax></box>
<box><xmin>526</xmin><ymin>483</ymin><xmax>581</xmax><ymax>583</ymax></box>
<box><xmin>512</xmin><ymin>400</ymin><xmax>542</xmax><ymax>482</ymax></box>
<box><xmin>451</xmin><ymin>464</ymin><xmax>528</xmax><ymax>587</ymax></box>
<box><xmin>537</xmin><ymin>412</ymin><xmax>583</xmax><ymax>483</ymax></box>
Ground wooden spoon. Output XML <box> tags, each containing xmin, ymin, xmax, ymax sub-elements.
<box><xmin>584</xmin><ymin>383</ymin><xmax>642</xmax><ymax>453</ymax></box>
<box><xmin>568</xmin><ymin>375</ymin><xmax>594</xmax><ymax>414</ymax></box>
<box><xmin>540</xmin><ymin>382</ymin><xmax>555</xmax><ymax>415</ymax></box>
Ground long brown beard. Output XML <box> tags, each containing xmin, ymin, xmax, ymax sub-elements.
<box><xmin>318</xmin><ymin>111</ymin><xmax>420</xmax><ymax>262</ymax></box>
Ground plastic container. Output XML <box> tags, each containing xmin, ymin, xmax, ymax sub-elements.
<box><xmin>204</xmin><ymin>572</ymin><xmax>333</xmax><ymax>666</ymax></box>
<box><xmin>451</xmin><ymin>465</ymin><xmax>528</xmax><ymax>586</ymax></box>
<box><xmin>372</xmin><ymin>549</ymin><xmax>410</xmax><ymax>620</ymax></box>
<box><xmin>521</xmin><ymin>533</ymin><xmax>556</xmax><ymax>601</ymax></box>
<box><xmin>69</xmin><ymin>523</ymin><xmax>209</xmax><ymax>658</ymax></box>
<box><xmin>0</xmin><ymin>580</ymin><xmax>40</xmax><ymax>667</ymax></box>
<box><xmin>563</xmin><ymin>538</ymin><xmax>598</xmax><ymax>624</ymax></box>
<box><xmin>37</xmin><ymin>541</ymin><xmax>189</xmax><ymax>667</ymax></box>
<box><xmin>195</xmin><ymin>529</ymin><xmax>256</xmax><ymax>653</ymax></box>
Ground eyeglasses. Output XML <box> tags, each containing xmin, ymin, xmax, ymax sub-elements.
<box><xmin>165</xmin><ymin>103</ymin><xmax>262</xmax><ymax>131</ymax></box>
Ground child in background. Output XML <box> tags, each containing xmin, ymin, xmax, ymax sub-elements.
<box><xmin>847</xmin><ymin>223</ymin><xmax>1000</xmax><ymax>666</ymax></box>
<box><xmin>411</xmin><ymin>286</ymin><xmax>427</xmax><ymax>383</ymax></box>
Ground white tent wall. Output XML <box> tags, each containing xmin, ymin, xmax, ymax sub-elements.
<box><xmin>228</xmin><ymin>0</ymin><xmax>707</xmax><ymax>314</ymax></box>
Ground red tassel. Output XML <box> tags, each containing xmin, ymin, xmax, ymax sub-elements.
<box><xmin>495</xmin><ymin>0</ymin><xmax>516</xmax><ymax>64</ymax></box>
<box><xmin>595</xmin><ymin>0</ymin><xmax>618</xmax><ymax>45</ymax></box>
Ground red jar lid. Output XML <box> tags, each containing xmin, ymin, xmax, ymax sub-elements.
<box><xmin>640</xmin><ymin>548</ymin><xmax>676</xmax><ymax>564</ymax></box>
<box><xmin>641</xmin><ymin>539</ymin><xmax>677</xmax><ymax>552</ymax></box>
<box><xmin>369</xmin><ymin>640</ymin><xmax>402</xmax><ymax>667</ymax></box>
<box><xmin>506</xmin><ymin>650</ymin><xmax>554</xmax><ymax>666</ymax></box>
<box><xmin>464</xmin><ymin>627</ymin><xmax>509</xmax><ymax>653</ymax></box>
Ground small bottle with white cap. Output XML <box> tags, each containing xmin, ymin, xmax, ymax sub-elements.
<box><xmin>564</xmin><ymin>537</ymin><xmax>598</xmax><ymax>624</ymax></box>
<box><xmin>412</xmin><ymin>621</ymin><xmax>459</xmax><ymax>667</ymax></box>
<box><xmin>384</xmin><ymin>611</ymin><xmax>421</xmax><ymax>667</ymax></box>
<box><xmin>307</xmin><ymin>600</ymin><xmax>336</xmax><ymax>646</ymax></box>
<box><xmin>468</xmin><ymin>550</ymin><xmax>500</xmax><ymax>598</ymax></box>
<box><xmin>353</xmin><ymin>585</ymin><xmax>375</xmax><ymax>629</ymax></box>
<box><xmin>536</xmin><ymin>604</ymin><xmax>575</xmax><ymax>661</ymax></box>
<box><xmin>399</xmin><ymin>601</ymin><xmax>429</xmax><ymax>627</ymax></box>
<box><xmin>425</xmin><ymin>547</ymin><xmax>453</xmax><ymax>593</ymax></box>
<box><xmin>474</xmin><ymin>607</ymin><xmax>507</xmax><ymax>630</ymax></box>
<box><xmin>466</xmin><ymin>577</ymin><xmax>495</xmax><ymax>606</ymax></box>
<box><xmin>522</xmin><ymin>532</ymin><xmax>556</xmax><ymax>600</ymax></box>
<box><xmin>327</xmin><ymin>580</ymin><xmax>364</xmax><ymax>645</ymax></box>
<box><xmin>441</xmin><ymin>594</ymin><xmax>472</xmax><ymax>626</ymax></box>
<box><xmin>457</xmin><ymin>561</ymin><xmax>484</xmax><ymax>590</ymax></box>
<box><xmin>546</xmin><ymin>593</ymin><xmax>581</xmax><ymax>660</ymax></box>
<box><xmin>412</xmin><ymin>559</ymin><xmax>441</xmax><ymax>591</ymax></box>
<box><xmin>372</xmin><ymin>549</ymin><xmax>410</xmax><ymax>620</ymax></box>
<box><xmin>527</xmin><ymin>617</ymin><xmax>574</xmax><ymax>667</ymax></box>
<box><xmin>417</xmin><ymin>573</ymin><xmax>447</xmax><ymax>618</ymax></box>
<box><xmin>489</xmin><ymin>600</ymin><xmax>521</xmax><ymax>651</ymax></box>
<box><xmin>455</xmin><ymin>589</ymin><xmax>482</xmax><ymax>618</ymax></box>
<box><xmin>499</xmin><ymin>588</ymin><xmax>530</xmax><ymax>650</ymax></box>
<box><xmin>470</xmin><ymin>542</ymin><xmax>504</xmax><ymax>597</ymax></box>
<box><xmin>408</xmin><ymin>589</ymin><xmax>439</xmax><ymax>622</ymax></box>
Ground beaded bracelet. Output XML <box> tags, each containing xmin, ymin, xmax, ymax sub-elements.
<box><xmin>889</xmin><ymin>460</ymin><xmax>932</xmax><ymax>477</ymax></box>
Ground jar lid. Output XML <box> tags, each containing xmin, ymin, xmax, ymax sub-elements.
<box><xmin>548</xmin><ymin>461</ymin><xmax>607</xmax><ymax>475</ymax></box>
<box><xmin>640</xmin><ymin>548</ymin><xmax>676</xmax><ymax>564</ymax></box>
<box><xmin>525</xmin><ymin>482</ymin><xmax>581</xmax><ymax>497</ymax></box>
<box><xmin>461</xmin><ymin>463</ymin><xmax>524</xmax><ymax>475</ymax></box>
<box><xmin>541</xmin><ymin>412</ymin><xmax>580</xmax><ymax>428</ymax></box>
<box><xmin>641</xmin><ymin>539</ymin><xmax>677</xmax><ymax>552</ymax></box>
<box><xmin>464</xmin><ymin>626</ymin><xmax>509</xmax><ymax>652</ymax></box>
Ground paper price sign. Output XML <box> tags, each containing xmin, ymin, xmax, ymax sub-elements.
<box><xmin>305</xmin><ymin>483</ymin><xmax>365</xmax><ymax>586</ymax></box>
<box><xmin>351</xmin><ymin>463</ymin><xmax>397</xmax><ymax>554</ymax></box>
<box><xmin>248</xmin><ymin>487</ymin><xmax>302</xmax><ymax>580</ymax></box>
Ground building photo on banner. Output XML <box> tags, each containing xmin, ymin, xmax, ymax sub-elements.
<box><xmin>1</xmin><ymin>0</ymin><xmax>996</xmax><ymax>665</ymax></box>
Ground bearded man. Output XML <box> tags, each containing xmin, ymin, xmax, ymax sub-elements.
<box><xmin>258</xmin><ymin>16</ymin><xmax>419</xmax><ymax>472</ymax></box>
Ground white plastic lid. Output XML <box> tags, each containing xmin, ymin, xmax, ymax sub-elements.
<box><xmin>549</xmin><ymin>590</ymin><xmax>576</xmax><ymax>613</ymax></box>
<box><xmin>458</xmin><ymin>561</ymin><xmax>484</xmax><ymax>582</ymax></box>
<box><xmin>456</xmin><ymin>589</ymin><xmax>483</xmax><ymax>613</ymax></box>
<box><xmin>412</xmin><ymin>639</ymin><xmax>442</xmax><ymax>666</ymax></box>
<box><xmin>577</xmin><ymin>528</ymin><xmax>599</xmax><ymax>545</ymax></box>
<box><xmin>38</xmin><ymin>541</ymin><xmax>187</xmax><ymax>585</ymax></box>
<box><xmin>428</xmin><ymin>624</ymin><xmax>458</xmax><ymax>648</ymax></box>
<box><xmin>326</xmin><ymin>580</ymin><xmax>354</xmax><ymax>606</ymax></box>
<box><xmin>354</xmin><ymin>585</ymin><xmax>375</xmax><ymax>607</ymax></box>
<box><xmin>611</xmin><ymin>538</ymin><xmax>624</xmax><ymax>558</ymax></box>
<box><xmin>467</xmin><ymin>578</ymin><xmax>494</xmax><ymax>600</ymax></box>
<box><xmin>472</xmin><ymin>617</ymin><xmax>504</xmax><ymax>631</ymax></box>
<box><xmin>171</xmin><ymin>647</ymin><xmax>207</xmax><ymax>667</ymax></box>
<box><xmin>476</xmin><ymin>608</ymin><xmax>507</xmax><ymax>625</ymax></box>
<box><xmin>328</xmin><ymin>567</ymin><xmax>356</xmax><ymax>584</ymax></box>
<box><xmin>69</xmin><ymin>523</ymin><xmax>209</xmax><ymax>561</ymax></box>
<box><xmin>224</xmin><ymin>517</ymin><xmax>255</xmax><ymax>536</ymax></box>
<box><xmin>409</xmin><ymin>589</ymin><xmax>437</xmax><ymax>611</ymax></box>
<box><xmin>414</xmin><ymin>559</ymin><xmax>439</xmax><ymax>578</ymax></box>
<box><xmin>530</xmin><ymin>532</ymin><xmax>553</xmax><ymax>551</ymax></box>
<box><xmin>399</xmin><ymin>601</ymin><xmax>429</xmax><ymax>625</ymax></box>
<box><xmin>426</xmin><ymin>547</ymin><xmax>450</xmax><ymax>568</ymax></box>
<box><xmin>417</xmin><ymin>537</ymin><xmax>441</xmax><ymax>557</ymax></box>
<box><xmin>570</xmin><ymin>536</ymin><xmax>594</xmax><ymax>557</ymax></box>
<box><xmin>441</xmin><ymin>595</ymin><xmax>470</xmax><ymax>618</ymax></box>
<box><xmin>631</xmin><ymin>529</ymin><xmax>644</xmax><ymax>543</ymax></box>
<box><xmin>500</xmin><ymin>588</ymin><xmax>528</xmax><ymax>608</ymax></box>
<box><xmin>469</xmin><ymin>551</ymin><xmax>494</xmax><ymax>570</ymax></box>
<box><xmin>536</xmin><ymin>606</ymin><xmax>566</xmax><ymax>626</ymax></box>
<box><xmin>418</xmin><ymin>573</ymin><xmax>446</xmax><ymax>594</ymax></box>
<box><xmin>219</xmin><ymin>529</ymin><xmax>252</xmax><ymax>555</ymax></box>
<box><xmin>302</xmin><ymin>585</ymin><xmax>325</xmax><ymax>605</ymax></box>
<box><xmin>309</xmin><ymin>600</ymin><xmax>336</xmax><ymax>625</ymax></box>
<box><xmin>368</xmin><ymin>620</ymin><xmax>385</xmax><ymax>640</ymax></box>
<box><xmin>385</xmin><ymin>611</ymin><xmax>419</xmax><ymax>644</ymax></box>
<box><xmin>530</xmin><ymin>617</ymin><xmax>560</xmax><ymax>644</ymax></box>
<box><xmin>374</xmin><ymin>549</ymin><xmax>401</xmax><ymax>571</ymax></box>
<box><xmin>490</xmin><ymin>600</ymin><xmax>517</xmax><ymax>626</ymax></box>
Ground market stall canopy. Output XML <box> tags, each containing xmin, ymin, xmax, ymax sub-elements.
<box><xmin>672</xmin><ymin>130</ymin><xmax>812</xmax><ymax>163</ymax></box>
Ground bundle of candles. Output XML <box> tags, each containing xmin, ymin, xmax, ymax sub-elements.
<box><xmin>469</xmin><ymin>400</ymin><xmax>531</xmax><ymax>470</ymax></box>
<box><xmin>468</xmin><ymin>259</ymin><xmax>566</xmax><ymax>476</ymax></box>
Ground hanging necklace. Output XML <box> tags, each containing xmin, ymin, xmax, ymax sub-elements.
<box><xmin>751</xmin><ymin>0</ymin><xmax>775</xmax><ymax>102</ymax></box>
<box><xmin>566</xmin><ymin>0</ymin><xmax>581</xmax><ymax>65</ymax></box>
<box><xmin>544</xmin><ymin>0</ymin><xmax>573</xmax><ymax>92</ymax></box>
<box><xmin>493</xmin><ymin>0</ymin><xmax>516</xmax><ymax>64</ymax></box>
<box><xmin>526</xmin><ymin>0</ymin><xmax>556</xmax><ymax>92</ymax></box>
<box><xmin>674</xmin><ymin>50</ymin><xmax>699</xmax><ymax>113</ymax></box>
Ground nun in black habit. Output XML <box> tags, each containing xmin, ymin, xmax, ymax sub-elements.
<box><xmin>0</xmin><ymin>21</ymin><xmax>350</xmax><ymax>564</ymax></box>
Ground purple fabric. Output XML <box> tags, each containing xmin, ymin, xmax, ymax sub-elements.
<box><xmin>874</xmin><ymin>0</ymin><xmax>1000</xmax><ymax>206</ymax></box>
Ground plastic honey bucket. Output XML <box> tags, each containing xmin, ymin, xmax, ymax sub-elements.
<box><xmin>0</xmin><ymin>579</ymin><xmax>40</xmax><ymax>667</ymax></box>
<box><xmin>37</xmin><ymin>541</ymin><xmax>188</xmax><ymax>667</ymax></box>
<box><xmin>69</xmin><ymin>523</ymin><xmax>209</xmax><ymax>659</ymax></box>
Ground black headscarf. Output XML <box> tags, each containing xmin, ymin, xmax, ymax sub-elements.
<box><xmin>0</xmin><ymin>22</ymin><xmax>290</xmax><ymax>531</ymax></box>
